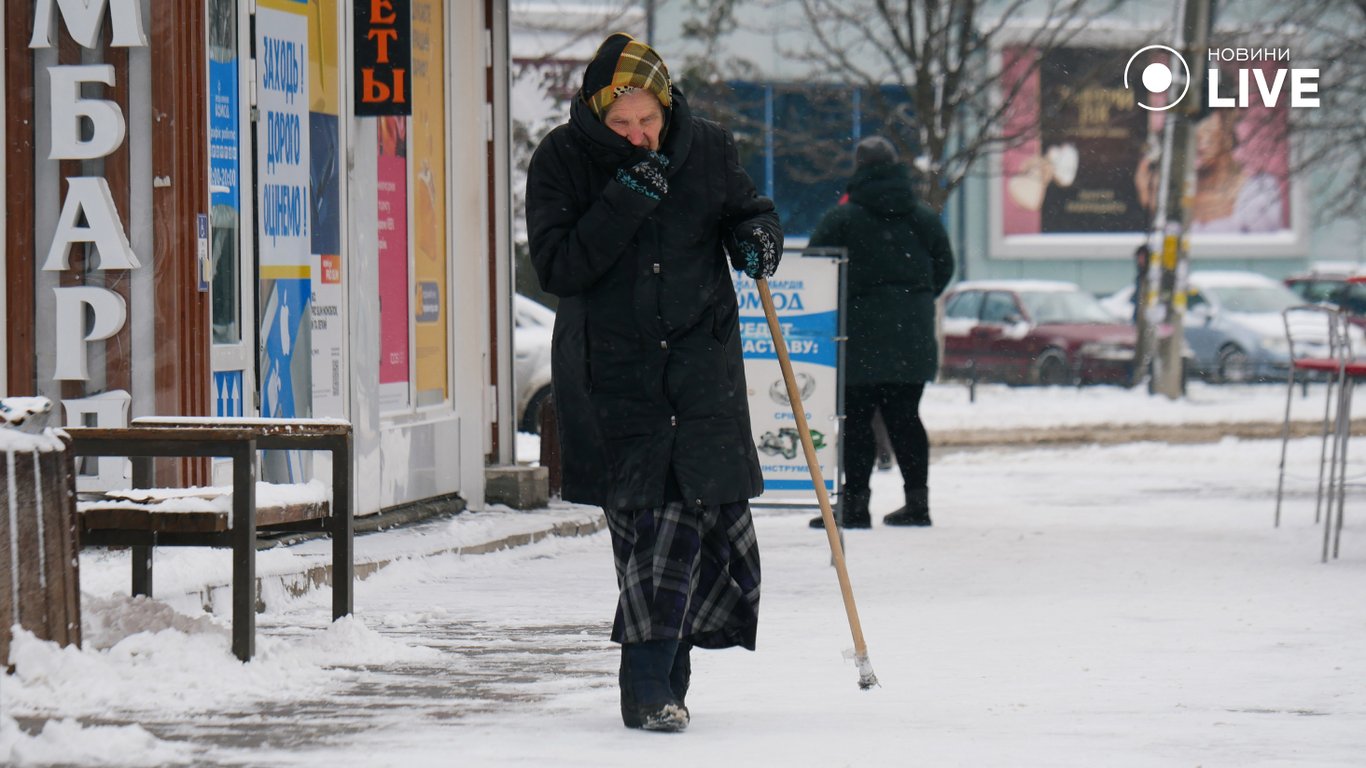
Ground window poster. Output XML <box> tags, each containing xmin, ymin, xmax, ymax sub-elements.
<box><xmin>410</xmin><ymin>0</ymin><xmax>448</xmax><ymax>406</ymax></box>
<box><xmin>377</xmin><ymin>115</ymin><xmax>411</xmax><ymax>410</ymax></box>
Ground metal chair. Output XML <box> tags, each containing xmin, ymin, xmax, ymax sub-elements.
<box><xmin>1275</xmin><ymin>305</ymin><xmax>1347</xmax><ymax>529</ymax></box>
<box><xmin>1323</xmin><ymin>320</ymin><xmax>1366</xmax><ymax>561</ymax></box>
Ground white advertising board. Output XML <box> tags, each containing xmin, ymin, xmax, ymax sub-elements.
<box><xmin>735</xmin><ymin>249</ymin><xmax>846</xmax><ymax>503</ymax></box>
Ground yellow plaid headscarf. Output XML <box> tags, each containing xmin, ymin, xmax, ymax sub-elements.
<box><xmin>584</xmin><ymin>34</ymin><xmax>672</xmax><ymax>118</ymax></box>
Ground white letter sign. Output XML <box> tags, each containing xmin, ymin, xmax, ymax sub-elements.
<box><xmin>47</xmin><ymin>65</ymin><xmax>127</xmax><ymax>160</ymax></box>
<box><xmin>30</xmin><ymin>0</ymin><xmax>149</xmax><ymax>49</ymax></box>
<box><xmin>53</xmin><ymin>287</ymin><xmax>128</xmax><ymax>380</ymax></box>
<box><xmin>42</xmin><ymin>177</ymin><xmax>140</xmax><ymax>271</ymax></box>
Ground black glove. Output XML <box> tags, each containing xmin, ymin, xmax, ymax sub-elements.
<box><xmin>614</xmin><ymin>151</ymin><xmax>669</xmax><ymax>201</ymax></box>
<box><xmin>732</xmin><ymin>224</ymin><xmax>780</xmax><ymax>279</ymax></box>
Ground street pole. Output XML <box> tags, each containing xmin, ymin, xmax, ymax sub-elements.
<box><xmin>1151</xmin><ymin>0</ymin><xmax>1214</xmax><ymax>398</ymax></box>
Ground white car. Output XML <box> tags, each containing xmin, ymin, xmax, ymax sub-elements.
<box><xmin>1100</xmin><ymin>270</ymin><xmax>1303</xmax><ymax>383</ymax></box>
<box><xmin>513</xmin><ymin>295</ymin><xmax>555</xmax><ymax>433</ymax></box>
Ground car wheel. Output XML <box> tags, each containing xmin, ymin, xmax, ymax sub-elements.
<box><xmin>519</xmin><ymin>385</ymin><xmax>553</xmax><ymax>434</ymax></box>
<box><xmin>1033</xmin><ymin>349</ymin><xmax>1070</xmax><ymax>386</ymax></box>
<box><xmin>1215</xmin><ymin>344</ymin><xmax>1250</xmax><ymax>384</ymax></box>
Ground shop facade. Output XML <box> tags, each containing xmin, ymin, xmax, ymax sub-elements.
<box><xmin>3</xmin><ymin>0</ymin><xmax>514</xmax><ymax>515</ymax></box>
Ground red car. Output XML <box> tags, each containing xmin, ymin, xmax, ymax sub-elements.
<box><xmin>941</xmin><ymin>280</ymin><xmax>1142</xmax><ymax>386</ymax></box>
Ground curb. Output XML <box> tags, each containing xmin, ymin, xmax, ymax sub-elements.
<box><xmin>933</xmin><ymin>418</ymin><xmax>1355</xmax><ymax>450</ymax></box>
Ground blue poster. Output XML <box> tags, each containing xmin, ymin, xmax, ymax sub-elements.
<box><xmin>209</xmin><ymin>59</ymin><xmax>239</xmax><ymax>208</ymax></box>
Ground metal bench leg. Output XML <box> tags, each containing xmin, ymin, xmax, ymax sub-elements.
<box><xmin>232</xmin><ymin>441</ymin><xmax>257</xmax><ymax>661</ymax></box>
<box><xmin>130</xmin><ymin>456</ymin><xmax>154</xmax><ymax>597</ymax></box>
<box><xmin>131</xmin><ymin>540</ymin><xmax>154</xmax><ymax>597</ymax></box>
<box><xmin>331</xmin><ymin>439</ymin><xmax>353</xmax><ymax>620</ymax></box>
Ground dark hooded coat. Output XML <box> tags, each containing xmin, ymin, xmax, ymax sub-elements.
<box><xmin>808</xmin><ymin>162</ymin><xmax>955</xmax><ymax>385</ymax></box>
<box><xmin>525</xmin><ymin>88</ymin><xmax>780</xmax><ymax>510</ymax></box>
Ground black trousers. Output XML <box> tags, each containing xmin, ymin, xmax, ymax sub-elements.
<box><xmin>844</xmin><ymin>383</ymin><xmax>928</xmax><ymax>496</ymax></box>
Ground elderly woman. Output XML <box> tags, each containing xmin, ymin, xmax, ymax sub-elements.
<box><xmin>525</xmin><ymin>33</ymin><xmax>782</xmax><ymax>732</ymax></box>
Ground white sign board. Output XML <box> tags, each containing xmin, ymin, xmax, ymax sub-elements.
<box><xmin>735</xmin><ymin>250</ymin><xmax>845</xmax><ymax>502</ymax></box>
<box><xmin>255</xmin><ymin>8</ymin><xmax>310</xmax><ymax>269</ymax></box>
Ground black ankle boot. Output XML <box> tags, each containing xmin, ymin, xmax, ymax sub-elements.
<box><xmin>619</xmin><ymin>655</ymin><xmax>641</xmax><ymax>729</ymax></box>
<box><xmin>621</xmin><ymin>640</ymin><xmax>689</xmax><ymax>731</ymax></box>
<box><xmin>883</xmin><ymin>487</ymin><xmax>931</xmax><ymax>527</ymax></box>
<box><xmin>811</xmin><ymin>489</ymin><xmax>871</xmax><ymax>529</ymax></box>
<box><xmin>670</xmin><ymin>643</ymin><xmax>691</xmax><ymax>709</ymax></box>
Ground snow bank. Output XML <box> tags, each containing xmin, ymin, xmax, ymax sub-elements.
<box><xmin>5</xmin><ymin>595</ymin><xmax>439</xmax><ymax>720</ymax></box>
<box><xmin>1</xmin><ymin>713</ymin><xmax>197</xmax><ymax>767</ymax></box>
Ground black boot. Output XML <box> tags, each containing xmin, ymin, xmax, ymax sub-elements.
<box><xmin>621</xmin><ymin>640</ymin><xmax>689</xmax><ymax>732</ymax></box>
<box><xmin>620</xmin><ymin>642</ymin><xmax>692</xmax><ymax>728</ymax></box>
<box><xmin>883</xmin><ymin>487</ymin><xmax>931</xmax><ymax>527</ymax></box>
<box><xmin>619</xmin><ymin>655</ymin><xmax>641</xmax><ymax>729</ymax></box>
<box><xmin>670</xmin><ymin>643</ymin><xmax>691</xmax><ymax>710</ymax></box>
<box><xmin>810</xmin><ymin>488</ymin><xmax>871</xmax><ymax>529</ymax></box>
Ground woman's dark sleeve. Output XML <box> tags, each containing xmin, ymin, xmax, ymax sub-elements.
<box><xmin>718</xmin><ymin>128</ymin><xmax>782</xmax><ymax>271</ymax></box>
<box><xmin>525</xmin><ymin>137</ymin><xmax>658</xmax><ymax>298</ymax></box>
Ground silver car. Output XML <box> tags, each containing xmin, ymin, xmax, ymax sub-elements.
<box><xmin>1100</xmin><ymin>270</ymin><xmax>1302</xmax><ymax>383</ymax></box>
<box><xmin>513</xmin><ymin>295</ymin><xmax>555</xmax><ymax>433</ymax></box>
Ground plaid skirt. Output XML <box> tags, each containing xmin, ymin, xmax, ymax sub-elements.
<box><xmin>605</xmin><ymin>500</ymin><xmax>761</xmax><ymax>650</ymax></box>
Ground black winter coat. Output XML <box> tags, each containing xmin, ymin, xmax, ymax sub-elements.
<box><xmin>525</xmin><ymin>90</ymin><xmax>781</xmax><ymax>510</ymax></box>
<box><xmin>808</xmin><ymin>163</ymin><xmax>955</xmax><ymax>385</ymax></box>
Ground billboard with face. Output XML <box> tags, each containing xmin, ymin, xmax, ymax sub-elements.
<box><xmin>996</xmin><ymin>46</ymin><xmax>1297</xmax><ymax>259</ymax></box>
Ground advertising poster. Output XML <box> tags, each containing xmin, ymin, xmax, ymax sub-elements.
<box><xmin>1187</xmin><ymin>56</ymin><xmax>1292</xmax><ymax>235</ymax></box>
<box><xmin>306</xmin><ymin>0</ymin><xmax>342</xmax><ymax>422</ymax></box>
<box><xmin>256</xmin><ymin>2</ymin><xmax>311</xmax><ymax>269</ymax></box>
<box><xmin>257</xmin><ymin>0</ymin><xmax>313</xmax><ymax>481</ymax></box>
<box><xmin>377</xmin><ymin>115</ymin><xmax>411</xmax><ymax>410</ymax></box>
<box><xmin>1000</xmin><ymin>46</ymin><xmax>1293</xmax><ymax>241</ymax></box>
<box><xmin>410</xmin><ymin>0</ymin><xmax>448</xmax><ymax>406</ymax></box>
<box><xmin>310</xmin><ymin>253</ymin><xmax>344</xmax><ymax>418</ymax></box>
<box><xmin>1002</xmin><ymin>47</ymin><xmax>1148</xmax><ymax>235</ymax></box>
<box><xmin>735</xmin><ymin>253</ymin><xmax>843</xmax><ymax>501</ymax></box>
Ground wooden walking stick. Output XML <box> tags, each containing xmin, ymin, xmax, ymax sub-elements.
<box><xmin>757</xmin><ymin>278</ymin><xmax>879</xmax><ymax>690</ymax></box>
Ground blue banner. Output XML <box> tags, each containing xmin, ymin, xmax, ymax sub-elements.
<box><xmin>739</xmin><ymin>310</ymin><xmax>838</xmax><ymax>367</ymax></box>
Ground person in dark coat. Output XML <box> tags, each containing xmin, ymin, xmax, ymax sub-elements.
<box><xmin>525</xmin><ymin>33</ymin><xmax>782</xmax><ymax>732</ymax></box>
<box><xmin>808</xmin><ymin>136</ymin><xmax>954</xmax><ymax>528</ymax></box>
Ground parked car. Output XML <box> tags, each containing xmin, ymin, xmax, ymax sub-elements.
<box><xmin>940</xmin><ymin>280</ymin><xmax>1144</xmax><ymax>386</ymax></box>
<box><xmin>513</xmin><ymin>294</ymin><xmax>555</xmax><ymax>434</ymax></box>
<box><xmin>1100</xmin><ymin>270</ymin><xmax>1303</xmax><ymax>383</ymax></box>
<box><xmin>1284</xmin><ymin>264</ymin><xmax>1366</xmax><ymax>325</ymax></box>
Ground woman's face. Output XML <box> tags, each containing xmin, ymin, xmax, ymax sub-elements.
<box><xmin>1195</xmin><ymin>112</ymin><xmax>1234</xmax><ymax>170</ymax></box>
<box><xmin>604</xmin><ymin>90</ymin><xmax>664</xmax><ymax>151</ymax></box>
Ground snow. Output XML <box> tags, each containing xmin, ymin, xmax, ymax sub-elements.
<box><xmin>0</xmin><ymin>427</ymin><xmax>66</xmax><ymax>454</ymax></box>
<box><xmin>131</xmin><ymin>416</ymin><xmax>351</xmax><ymax>428</ymax></box>
<box><xmin>4</xmin><ymin>383</ymin><xmax>1366</xmax><ymax>766</ymax></box>
<box><xmin>77</xmin><ymin>480</ymin><xmax>331</xmax><ymax>518</ymax></box>
<box><xmin>921</xmin><ymin>380</ymin><xmax>1318</xmax><ymax>431</ymax></box>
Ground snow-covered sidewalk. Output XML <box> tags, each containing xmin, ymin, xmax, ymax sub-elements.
<box><xmin>5</xmin><ymin>408</ymin><xmax>1364</xmax><ymax>766</ymax></box>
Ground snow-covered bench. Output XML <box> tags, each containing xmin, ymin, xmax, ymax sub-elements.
<box><xmin>78</xmin><ymin>480</ymin><xmax>331</xmax><ymax>535</ymax></box>
<box><xmin>65</xmin><ymin>418</ymin><xmax>353</xmax><ymax>661</ymax></box>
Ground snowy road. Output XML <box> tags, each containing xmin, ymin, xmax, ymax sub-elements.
<box><xmin>6</xmin><ymin>424</ymin><xmax>1366</xmax><ymax>766</ymax></box>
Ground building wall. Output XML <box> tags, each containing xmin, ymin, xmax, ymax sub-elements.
<box><xmin>4</xmin><ymin>0</ymin><xmax>511</xmax><ymax>515</ymax></box>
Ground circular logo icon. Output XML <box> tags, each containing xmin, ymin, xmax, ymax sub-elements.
<box><xmin>1124</xmin><ymin>45</ymin><xmax>1190</xmax><ymax>111</ymax></box>
<box><xmin>769</xmin><ymin>373</ymin><xmax>816</xmax><ymax>406</ymax></box>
